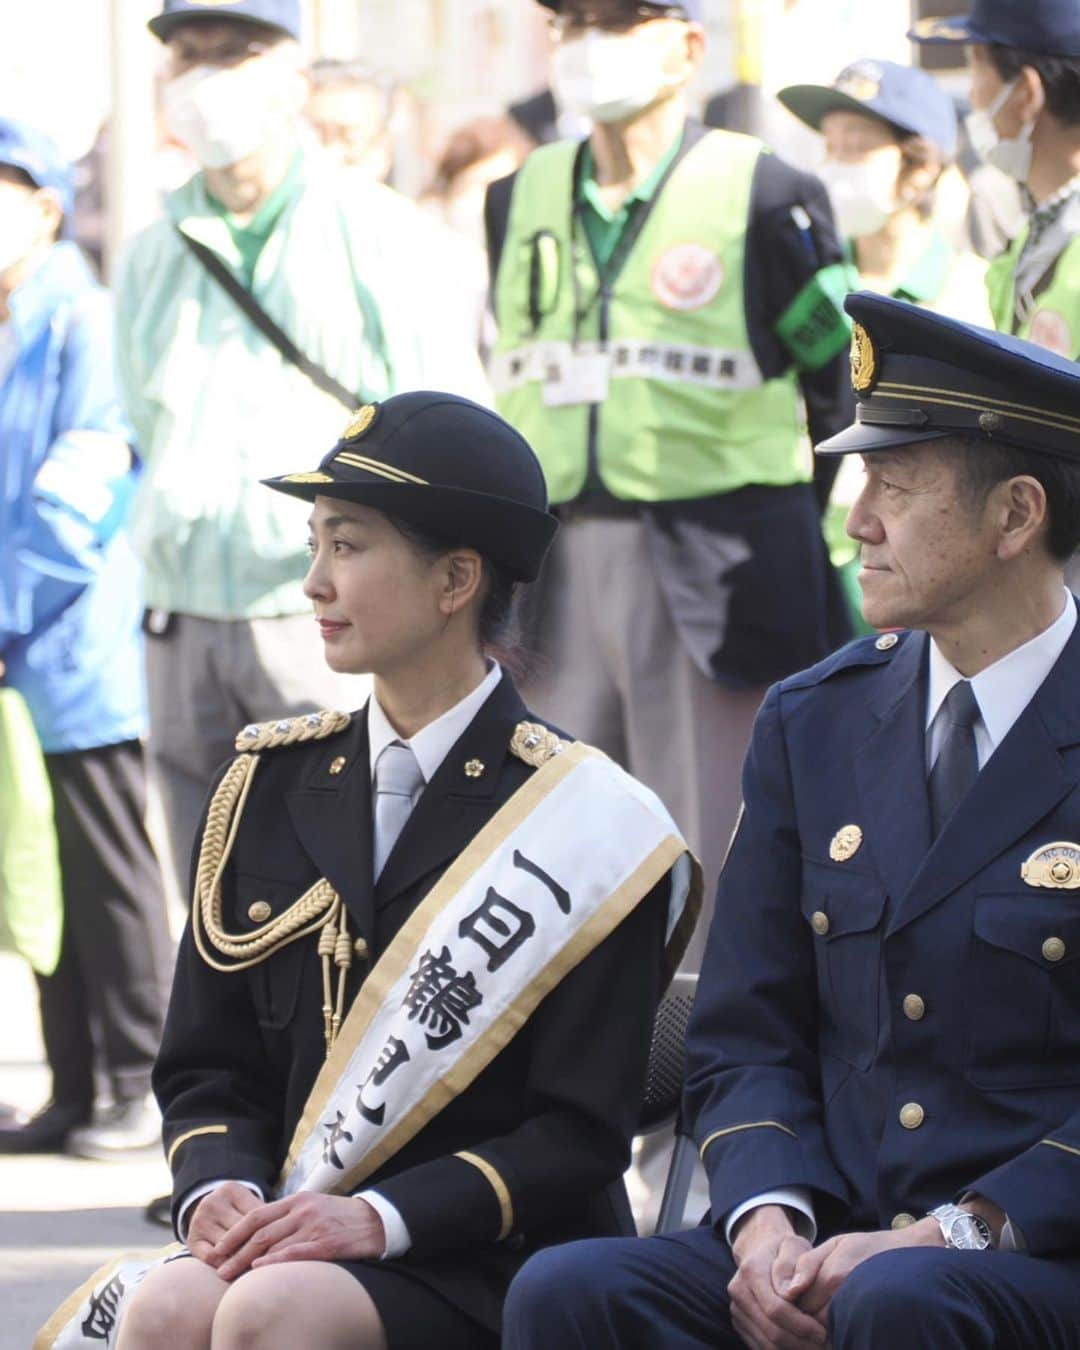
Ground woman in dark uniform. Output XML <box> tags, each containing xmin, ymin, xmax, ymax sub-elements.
<box><xmin>113</xmin><ymin>392</ymin><xmax>696</xmax><ymax>1350</ymax></box>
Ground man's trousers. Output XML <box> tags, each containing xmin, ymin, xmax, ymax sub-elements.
<box><xmin>503</xmin><ymin>1226</ymin><xmax>1080</xmax><ymax>1350</ymax></box>
<box><xmin>37</xmin><ymin>741</ymin><xmax>172</xmax><ymax>1108</ymax></box>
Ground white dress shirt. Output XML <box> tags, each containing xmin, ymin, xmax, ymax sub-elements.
<box><xmin>727</xmin><ymin>594</ymin><xmax>1076</xmax><ymax>1249</ymax></box>
<box><xmin>177</xmin><ymin>663</ymin><xmax>505</xmax><ymax>1252</ymax></box>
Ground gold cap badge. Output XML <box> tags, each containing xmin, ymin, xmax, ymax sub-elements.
<box><xmin>1021</xmin><ymin>842</ymin><xmax>1080</xmax><ymax>890</ymax></box>
<box><xmin>850</xmin><ymin>323</ymin><xmax>877</xmax><ymax>393</ymax></box>
<box><xmin>342</xmin><ymin>404</ymin><xmax>377</xmax><ymax>441</ymax></box>
<box><xmin>829</xmin><ymin>824</ymin><xmax>863</xmax><ymax>863</ymax></box>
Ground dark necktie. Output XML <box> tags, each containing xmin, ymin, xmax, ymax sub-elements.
<box><xmin>928</xmin><ymin>680</ymin><xmax>981</xmax><ymax>838</ymax></box>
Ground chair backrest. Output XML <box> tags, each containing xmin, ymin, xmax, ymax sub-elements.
<box><xmin>638</xmin><ymin>972</ymin><xmax>697</xmax><ymax>1135</ymax></box>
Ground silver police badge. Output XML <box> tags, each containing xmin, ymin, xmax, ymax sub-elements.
<box><xmin>1021</xmin><ymin>842</ymin><xmax>1080</xmax><ymax>890</ymax></box>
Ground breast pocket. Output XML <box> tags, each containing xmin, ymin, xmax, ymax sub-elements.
<box><xmin>231</xmin><ymin>872</ymin><xmax>310</xmax><ymax>1032</ymax></box>
<box><xmin>967</xmin><ymin>892</ymin><xmax>1080</xmax><ymax>1089</ymax></box>
<box><xmin>800</xmin><ymin>860</ymin><xmax>888</xmax><ymax>1070</ymax></box>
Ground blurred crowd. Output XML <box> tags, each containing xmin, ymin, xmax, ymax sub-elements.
<box><xmin>1</xmin><ymin>0</ymin><xmax>1078</xmax><ymax>1173</ymax></box>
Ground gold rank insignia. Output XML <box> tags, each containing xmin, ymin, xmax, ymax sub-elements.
<box><xmin>850</xmin><ymin>323</ymin><xmax>877</xmax><ymax>393</ymax></box>
<box><xmin>281</xmin><ymin>471</ymin><xmax>334</xmax><ymax>484</ymax></box>
<box><xmin>342</xmin><ymin>404</ymin><xmax>378</xmax><ymax>441</ymax></box>
<box><xmin>830</xmin><ymin>824</ymin><xmax>863</xmax><ymax>863</ymax></box>
<box><xmin>1021</xmin><ymin>842</ymin><xmax>1080</xmax><ymax>890</ymax></box>
<box><xmin>464</xmin><ymin>759</ymin><xmax>486</xmax><ymax>779</ymax></box>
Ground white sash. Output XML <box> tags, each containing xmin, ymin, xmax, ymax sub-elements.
<box><xmin>36</xmin><ymin>743</ymin><xmax>698</xmax><ymax>1350</ymax></box>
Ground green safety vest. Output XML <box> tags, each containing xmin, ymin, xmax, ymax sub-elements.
<box><xmin>491</xmin><ymin>131</ymin><xmax>808</xmax><ymax>505</ymax></box>
<box><xmin>986</xmin><ymin>227</ymin><xmax>1080</xmax><ymax>359</ymax></box>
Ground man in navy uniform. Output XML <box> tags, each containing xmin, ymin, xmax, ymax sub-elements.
<box><xmin>503</xmin><ymin>292</ymin><xmax>1080</xmax><ymax>1348</ymax></box>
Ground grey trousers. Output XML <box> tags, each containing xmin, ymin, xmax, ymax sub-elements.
<box><xmin>521</xmin><ymin>513</ymin><xmax>764</xmax><ymax>969</ymax></box>
<box><xmin>146</xmin><ymin>613</ymin><xmax>371</xmax><ymax>899</ymax></box>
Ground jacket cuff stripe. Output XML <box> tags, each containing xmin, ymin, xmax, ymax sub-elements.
<box><xmin>700</xmin><ymin>1120</ymin><xmax>797</xmax><ymax>1160</ymax></box>
<box><xmin>167</xmin><ymin>1124</ymin><xmax>229</xmax><ymax>1169</ymax></box>
<box><xmin>455</xmin><ymin>1151</ymin><xmax>513</xmax><ymax>1240</ymax></box>
<box><xmin>1041</xmin><ymin>1138</ymin><xmax>1080</xmax><ymax>1159</ymax></box>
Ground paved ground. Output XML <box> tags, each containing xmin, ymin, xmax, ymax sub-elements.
<box><xmin>0</xmin><ymin>953</ymin><xmax>172</xmax><ymax>1349</ymax></box>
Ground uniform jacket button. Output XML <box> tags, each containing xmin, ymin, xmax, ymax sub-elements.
<box><xmin>891</xmin><ymin>1212</ymin><xmax>917</xmax><ymax>1230</ymax></box>
<box><xmin>811</xmin><ymin>911</ymin><xmax>830</xmax><ymax>936</ymax></box>
<box><xmin>1043</xmin><ymin>936</ymin><xmax>1066</xmax><ymax>963</ymax></box>
<box><xmin>899</xmin><ymin>1102</ymin><xmax>925</xmax><ymax>1130</ymax></box>
<box><xmin>902</xmin><ymin>994</ymin><xmax>926</xmax><ymax>1021</ymax></box>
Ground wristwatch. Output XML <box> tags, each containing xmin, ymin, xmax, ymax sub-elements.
<box><xmin>928</xmin><ymin>1203</ymin><xmax>993</xmax><ymax>1251</ymax></box>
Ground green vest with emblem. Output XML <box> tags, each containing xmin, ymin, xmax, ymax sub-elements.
<box><xmin>491</xmin><ymin>132</ymin><xmax>808</xmax><ymax>505</ymax></box>
<box><xmin>986</xmin><ymin>228</ymin><xmax>1080</xmax><ymax>359</ymax></box>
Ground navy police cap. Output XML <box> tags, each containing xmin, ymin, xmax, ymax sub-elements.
<box><xmin>537</xmin><ymin>1</ymin><xmax>704</xmax><ymax>22</ymax></box>
<box><xmin>264</xmin><ymin>391</ymin><xmax>559</xmax><ymax>583</ymax></box>
<box><xmin>779</xmin><ymin>60</ymin><xmax>958</xmax><ymax>159</ymax></box>
<box><xmin>910</xmin><ymin>0</ymin><xmax>1080</xmax><ymax>57</ymax></box>
<box><xmin>817</xmin><ymin>291</ymin><xmax>1080</xmax><ymax>462</ymax></box>
<box><xmin>149</xmin><ymin>0</ymin><xmax>301</xmax><ymax>42</ymax></box>
<box><xmin>0</xmin><ymin>118</ymin><xmax>73</xmax><ymax>216</ymax></box>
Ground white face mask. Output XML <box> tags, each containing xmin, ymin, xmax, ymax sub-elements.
<box><xmin>965</xmin><ymin>79</ymin><xmax>1034</xmax><ymax>183</ymax></box>
<box><xmin>0</xmin><ymin>196</ymin><xmax>46</xmax><ymax>275</ymax></box>
<box><xmin>163</xmin><ymin>60</ymin><xmax>292</xmax><ymax>169</ymax></box>
<box><xmin>551</xmin><ymin>27</ymin><xmax>683</xmax><ymax>125</ymax></box>
<box><xmin>818</xmin><ymin>157</ymin><xmax>899</xmax><ymax>239</ymax></box>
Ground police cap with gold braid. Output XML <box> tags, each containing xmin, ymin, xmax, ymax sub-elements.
<box><xmin>817</xmin><ymin>291</ymin><xmax>1080</xmax><ymax>462</ymax></box>
<box><xmin>263</xmin><ymin>390</ymin><xmax>559</xmax><ymax>582</ymax></box>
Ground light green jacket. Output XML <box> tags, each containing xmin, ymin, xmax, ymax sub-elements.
<box><xmin>116</xmin><ymin>154</ymin><xmax>490</xmax><ymax>619</ymax></box>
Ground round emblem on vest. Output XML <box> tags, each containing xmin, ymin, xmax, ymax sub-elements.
<box><xmin>651</xmin><ymin>243</ymin><xmax>724</xmax><ymax>312</ymax></box>
<box><xmin>248</xmin><ymin>900</ymin><xmax>272</xmax><ymax>924</ymax></box>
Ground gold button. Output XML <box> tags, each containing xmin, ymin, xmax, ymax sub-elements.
<box><xmin>903</xmin><ymin>994</ymin><xmax>926</xmax><ymax>1021</ymax></box>
<box><xmin>329</xmin><ymin>756</ymin><xmax>347</xmax><ymax>776</ymax></box>
<box><xmin>464</xmin><ymin>759</ymin><xmax>485</xmax><ymax>779</ymax></box>
<box><xmin>876</xmin><ymin>633</ymin><xmax>899</xmax><ymax>651</ymax></box>
<box><xmin>1043</xmin><ymin>936</ymin><xmax>1066</xmax><ymax>963</ymax></box>
<box><xmin>899</xmin><ymin>1102</ymin><xmax>925</xmax><ymax>1130</ymax></box>
<box><xmin>891</xmin><ymin>1212</ymin><xmax>917</xmax><ymax>1230</ymax></box>
<box><xmin>811</xmin><ymin>911</ymin><xmax>830</xmax><ymax>936</ymax></box>
<box><xmin>247</xmin><ymin>900</ymin><xmax>272</xmax><ymax>924</ymax></box>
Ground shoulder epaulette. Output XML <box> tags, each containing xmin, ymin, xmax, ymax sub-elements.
<box><xmin>510</xmin><ymin>720</ymin><xmax>567</xmax><ymax>768</ymax></box>
<box><xmin>782</xmin><ymin>631</ymin><xmax>911</xmax><ymax>692</ymax></box>
<box><xmin>234</xmin><ymin>710</ymin><xmax>351</xmax><ymax>754</ymax></box>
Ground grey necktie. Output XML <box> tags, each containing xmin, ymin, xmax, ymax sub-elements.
<box><xmin>928</xmin><ymin>680</ymin><xmax>981</xmax><ymax>838</ymax></box>
<box><xmin>373</xmin><ymin>742</ymin><xmax>424</xmax><ymax>880</ymax></box>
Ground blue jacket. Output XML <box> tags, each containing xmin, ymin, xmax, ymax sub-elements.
<box><xmin>686</xmin><ymin>606</ymin><xmax>1080</xmax><ymax>1257</ymax></box>
<box><xmin>0</xmin><ymin>242</ymin><xmax>145</xmax><ymax>753</ymax></box>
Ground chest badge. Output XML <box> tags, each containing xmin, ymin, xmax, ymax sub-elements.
<box><xmin>651</xmin><ymin>244</ymin><xmax>724</xmax><ymax>312</ymax></box>
<box><xmin>1021</xmin><ymin>842</ymin><xmax>1080</xmax><ymax>889</ymax></box>
<box><xmin>829</xmin><ymin>824</ymin><xmax>863</xmax><ymax>863</ymax></box>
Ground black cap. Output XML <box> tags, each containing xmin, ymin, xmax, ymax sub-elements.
<box><xmin>817</xmin><ymin>292</ymin><xmax>1080</xmax><ymax>460</ymax></box>
<box><xmin>263</xmin><ymin>392</ymin><xmax>559</xmax><ymax>582</ymax></box>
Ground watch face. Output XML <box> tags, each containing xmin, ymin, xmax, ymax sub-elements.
<box><xmin>949</xmin><ymin>1214</ymin><xmax>990</xmax><ymax>1250</ymax></box>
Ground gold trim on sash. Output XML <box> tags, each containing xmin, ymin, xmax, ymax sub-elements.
<box><xmin>456</xmin><ymin>1151</ymin><xmax>514</xmax><ymax>1239</ymax></box>
<box><xmin>167</xmin><ymin>1124</ymin><xmax>229</xmax><ymax>1169</ymax></box>
<box><xmin>32</xmin><ymin>1246</ymin><xmax>184</xmax><ymax>1350</ymax></box>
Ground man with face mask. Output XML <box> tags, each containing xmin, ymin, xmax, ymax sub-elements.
<box><xmin>912</xmin><ymin>0</ymin><xmax>1080</xmax><ymax>362</ymax></box>
<box><xmin>117</xmin><ymin>0</ymin><xmax>489</xmax><ymax>899</ymax></box>
<box><xmin>0</xmin><ymin>121</ymin><xmax>171</xmax><ymax>1159</ymax></box>
<box><xmin>487</xmin><ymin>0</ymin><xmax>853</xmax><ymax>948</ymax></box>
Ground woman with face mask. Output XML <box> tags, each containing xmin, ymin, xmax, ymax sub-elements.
<box><xmin>779</xmin><ymin>59</ymin><xmax>992</xmax><ymax>326</ymax></box>
<box><xmin>779</xmin><ymin>60</ymin><xmax>993</xmax><ymax>632</ymax></box>
<box><xmin>37</xmin><ymin>392</ymin><xmax>699</xmax><ymax>1350</ymax></box>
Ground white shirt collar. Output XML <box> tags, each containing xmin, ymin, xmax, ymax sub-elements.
<box><xmin>368</xmin><ymin>662</ymin><xmax>503</xmax><ymax>786</ymax></box>
<box><xmin>926</xmin><ymin>591</ymin><xmax>1076</xmax><ymax>753</ymax></box>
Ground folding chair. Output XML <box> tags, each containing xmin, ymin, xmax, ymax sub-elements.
<box><xmin>637</xmin><ymin>972</ymin><xmax>699</xmax><ymax>1234</ymax></box>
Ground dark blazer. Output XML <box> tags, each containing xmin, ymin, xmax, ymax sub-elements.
<box><xmin>155</xmin><ymin>673</ymin><xmax>671</xmax><ymax>1331</ymax></box>
<box><xmin>686</xmin><ymin>605</ymin><xmax>1080</xmax><ymax>1256</ymax></box>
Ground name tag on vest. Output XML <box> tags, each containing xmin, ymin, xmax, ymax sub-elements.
<box><xmin>543</xmin><ymin>346</ymin><xmax>612</xmax><ymax>407</ymax></box>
